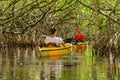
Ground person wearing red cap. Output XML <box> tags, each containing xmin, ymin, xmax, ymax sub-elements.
<box><xmin>74</xmin><ymin>29</ymin><xmax>85</xmax><ymax>42</ymax></box>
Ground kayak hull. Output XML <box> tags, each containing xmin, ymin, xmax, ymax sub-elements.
<box><xmin>39</xmin><ymin>43</ymin><xmax>72</xmax><ymax>57</ymax></box>
<box><xmin>73</xmin><ymin>42</ymin><xmax>88</xmax><ymax>53</ymax></box>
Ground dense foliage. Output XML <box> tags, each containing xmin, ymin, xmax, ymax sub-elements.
<box><xmin>0</xmin><ymin>0</ymin><xmax>120</xmax><ymax>53</ymax></box>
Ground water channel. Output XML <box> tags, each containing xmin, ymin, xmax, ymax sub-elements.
<box><xmin>0</xmin><ymin>45</ymin><xmax>120</xmax><ymax>80</ymax></box>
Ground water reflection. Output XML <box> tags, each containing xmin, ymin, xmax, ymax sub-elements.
<box><xmin>0</xmin><ymin>47</ymin><xmax>120</xmax><ymax>80</ymax></box>
<box><xmin>40</xmin><ymin>60</ymin><xmax>62</xmax><ymax>80</ymax></box>
<box><xmin>0</xmin><ymin>47</ymin><xmax>40</xmax><ymax>80</ymax></box>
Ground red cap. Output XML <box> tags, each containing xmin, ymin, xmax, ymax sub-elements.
<box><xmin>76</xmin><ymin>29</ymin><xmax>81</xmax><ymax>33</ymax></box>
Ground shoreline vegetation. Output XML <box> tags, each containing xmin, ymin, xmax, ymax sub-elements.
<box><xmin>0</xmin><ymin>0</ymin><xmax>120</xmax><ymax>55</ymax></box>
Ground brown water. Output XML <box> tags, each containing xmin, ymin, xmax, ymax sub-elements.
<box><xmin>0</xmin><ymin>47</ymin><xmax>120</xmax><ymax>80</ymax></box>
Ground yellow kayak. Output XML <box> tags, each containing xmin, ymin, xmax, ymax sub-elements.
<box><xmin>73</xmin><ymin>42</ymin><xmax>88</xmax><ymax>53</ymax></box>
<box><xmin>39</xmin><ymin>43</ymin><xmax>72</xmax><ymax>57</ymax></box>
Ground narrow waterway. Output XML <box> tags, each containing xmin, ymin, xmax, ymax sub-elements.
<box><xmin>0</xmin><ymin>46</ymin><xmax>120</xmax><ymax>80</ymax></box>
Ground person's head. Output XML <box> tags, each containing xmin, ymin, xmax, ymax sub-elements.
<box><xmin>50</xmin><ymin>28</ymin><xmax>57</xmax><ymax>36</ymax></box>
<box><xmin>76</xmin><ymin>29</ymin><xmax>81</xmax><ymax>34</ymax></box>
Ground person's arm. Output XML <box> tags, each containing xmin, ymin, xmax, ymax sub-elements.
<box><xmin>61</xmin><ymin>42</ymin><xmax>65</xmax><ymax>47</ymax></box>
<box><xmin>56</xmin><ymin>37</ymin><xmax>65</xmax><ymax>47</ymax></box>
<box><xmin>81</xmin><ymin>34</ymin><xmax>85</xmax><ymax>41</ymax></box>
<box><xmin>78</xmin><ymin>34</ymin><xmax>85</xmax><ymax>42</ymax></box>
<box><xmin>59</xmin><ymin>38</ymin><xmax>65</xmax><ymax>47</ymax></box>
<box><xmin>74</xmin><ymin>35</ymin><xmax>79</xmax><ymax>40</ymax></box>
<box><xmin>44</xmin><ymin>36</ymin><xmax>50</xmax><ymax>45</ymax></box>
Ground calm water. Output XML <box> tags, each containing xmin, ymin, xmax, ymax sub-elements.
<box><xmin>0</xmin><ymin>46</ymin><xmax>120</xmax><ymax>80</ymax></box>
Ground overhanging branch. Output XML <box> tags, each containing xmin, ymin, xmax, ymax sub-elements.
<box><xmin>77</xmin><ymin>0</ymin><xmax>120</xmax><ymax>25</ymax></box>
